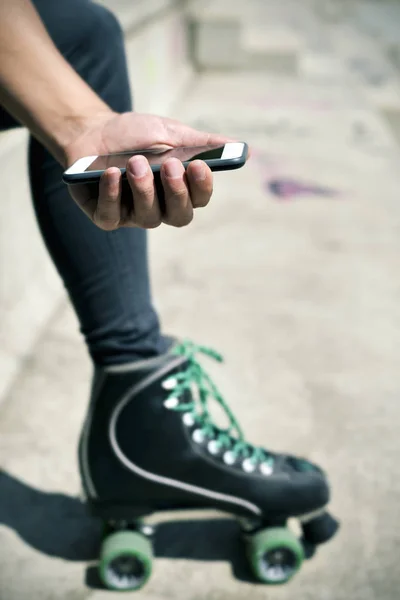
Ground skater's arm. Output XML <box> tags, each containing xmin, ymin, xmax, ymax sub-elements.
<box><xmin>0</xmin><ymin>0</ymin><xmax>110</xmax><ymax>166</ymax></box>
<box><xmin>0</xmin><ymin>0</ymin><xmax>233</xmax><ymax>230</ymax></box>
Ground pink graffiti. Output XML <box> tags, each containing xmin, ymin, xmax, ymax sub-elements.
<box><xmin>267</xmin><ymin>177</ymin><xmax>338</xmax><ymax>201</ymax></box>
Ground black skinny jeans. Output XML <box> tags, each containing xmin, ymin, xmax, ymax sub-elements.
<box><xmin>0</xmin><ymin>0</ymin><xmax>168</xmax><ymax>365</ymax></box>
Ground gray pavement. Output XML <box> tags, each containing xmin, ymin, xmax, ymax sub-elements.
<box><xmin>1</xmin><ymin>1</ymin><xmax>400</xmax><ymax>599</ymax></box>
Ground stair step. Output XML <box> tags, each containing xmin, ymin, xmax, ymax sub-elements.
<box><xmin>190</xmin><ymin>14</ymin><xmax>300</xmax><ymax>73</ymax></box>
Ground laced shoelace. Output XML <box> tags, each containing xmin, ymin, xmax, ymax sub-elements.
<box><xmin>162</xmin><ymin>340</ymin><xmax>274</xmax><ymax>468</ymax></box>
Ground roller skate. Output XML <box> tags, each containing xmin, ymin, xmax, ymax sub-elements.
<box><xmin>79</xmin><ymin>340</ymin><xmax>339</xmax><ymax>591</ymax></box>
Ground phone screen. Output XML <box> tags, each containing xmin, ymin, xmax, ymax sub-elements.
<box><xmin>85</xmin><ymin>145</ymin><xmax>225</xmax><ymax>172</ymax></box>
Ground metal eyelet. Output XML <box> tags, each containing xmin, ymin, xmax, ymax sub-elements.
<box><xmin>242</xmin><ymin>458</ymin><xmax>256</xmax><ymax>473</ymax></box>
<box><xmin>207</xmin><ymin>440</ymin><xmax>220</xmax><ymax>455</ymax></box>
<box><xmin>162</xmin><ymin>377</ymin><xmax>178</xmax><ymax>390</ymax></box>
<box><xmin>192</xmin><ymin>429</ymin><xmax>206</xmax><ymax>443</ymax></box>
<box><xmin>260</xmin><ymin>461</ymin><xmax>274</xmax><ymax>476</ymax></box>
<box><xmin>182</xmin><ymin>412</ymin><xmax>195</xmax><ymax>427</ymax></box>
<box><xmin>163</xmin><ymin>397</ymin><xmax>179</xmax><ymax>409</ymax></box>
<box><xmin>223</xmin><ymin>451</ymin><xmax>236</xmax><ymax>465</ymax></box>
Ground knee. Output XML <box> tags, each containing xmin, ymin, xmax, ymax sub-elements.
<box><xmin>82</xmin><ymin>4</ymin><xmax>125</xmax><ymax>57</ymax></box>
<box><xmin>56</xmin><ymin>2</ymin><xmax>132</xmax><ymax>112</ymax></box>
<box><xmin>82</xmin><ymin>5</ymin><xmax>131</xmax><ymax>111</ymax></box>
<box><xmin>40</xmin><ymin>0</ymin><xmax>125</xmax><ymax>59</ymax></box>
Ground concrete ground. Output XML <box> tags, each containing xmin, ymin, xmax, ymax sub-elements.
<box><xmin>1</xmin><ymin>1</ymin><xmax>400</xmax><ymax>599</ymax></box>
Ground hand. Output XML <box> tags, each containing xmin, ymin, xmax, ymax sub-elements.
<box><xmin>65</xmin><ymin>111</ymin><xmax>234</xmax><ymax>230</ymax></box>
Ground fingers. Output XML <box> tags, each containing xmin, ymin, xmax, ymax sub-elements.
<box><xmin>95</xmin><ymin>156</ymin><xmax>215</xmax><ymax>231</ymax></box>
<box><xmin>186</xmin><ymin>160</ymin><xmax>213</xmax><ymax>208</ymax></box>
<box><xmin>126</xmin><ymin>156</ymin><xmax>162</xmax><ymax>228</ymax></box>
<box><xmin>94</xmin><ymin>168</ymin><xmax>122</xmax><ymax>230</ymax></box>
<box><xmin>161</xmin><ymin>158</ymin><xmax>193</xmax><ymax>227</ymax></box>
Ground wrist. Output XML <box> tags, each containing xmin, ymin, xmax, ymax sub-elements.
<box><xmin>49</xmin><ymin>106</ymin><xmax>115</xmax><ymax>168</ymax></box>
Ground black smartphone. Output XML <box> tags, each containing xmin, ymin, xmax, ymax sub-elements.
<box><xmin>62</xmin><ymin>142</ymin><xmax>248</xmax><ymax>184</ymax></box>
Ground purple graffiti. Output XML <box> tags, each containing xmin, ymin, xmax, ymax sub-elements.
<box><xmin>267</xmin><ymin>178</ymin><xmax>338</xmax><ymax>201</ymax></box>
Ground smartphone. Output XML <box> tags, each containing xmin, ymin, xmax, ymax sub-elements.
<box><xmin>62</xmin><ymin>142</ymin><xmax>248</xmax><ymax>184</ymax></box>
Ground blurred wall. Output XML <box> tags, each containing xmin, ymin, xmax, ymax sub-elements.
<box><xmin>0</xmin><ymin>0</ymin><xmax>192</xmax><ymax>401</ymax></box>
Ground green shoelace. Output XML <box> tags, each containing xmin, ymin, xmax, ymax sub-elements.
<box><xmin>163</xmin><ymin>340</ymin><xmax>274</xmax><ymax>468</ymax></box>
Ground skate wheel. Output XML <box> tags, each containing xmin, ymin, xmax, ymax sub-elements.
<box><xmin>246</xmin><ymin>527</ymin><xmax>304</xmax><ymax>584</ymax></box>
<box><xmin>99</xmin><ymin>530</ymin><xmax>153</xmax><ymax>591</ymax></box>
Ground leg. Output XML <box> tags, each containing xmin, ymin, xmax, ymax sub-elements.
<box><xmin>27</xmin><ymin>0</ymin><xmax>169</xmax><ymax>365</ymax></box>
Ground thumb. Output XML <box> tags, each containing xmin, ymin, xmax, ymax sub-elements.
<box><xmin>184</xmin><ymin>129</ymin><xmax>235</xmax><ymax>147</ymax></box>
<box><xmin>165</xmin><ymin>119</ymin><xmax>234</xmax><ymax>147</ymax></box>
<box><xmin>168</xmin><ymin>122</ymin><xmax>252</xmax><ymax>159</ymax></box>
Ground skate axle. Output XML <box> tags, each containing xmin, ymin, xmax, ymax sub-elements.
<box><xmin>105</xmin><ymin>519</ymin><xmax>156</xmax><ymax>538</ymax></box>
<box><xmin>238</xmin><ymin>516</ymin><xmax>287</xmax><ymax>534</ymax></box>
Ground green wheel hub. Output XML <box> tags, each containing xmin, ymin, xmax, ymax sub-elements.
<box><xmin>246</xmin><ymin>527</ymin><xmax>304</xmax><ymax>584</ymax></box>
<box><xmin>99</xmin><ymin>530</ymin><xmax>153</xmax><ymax>591</ymax></box>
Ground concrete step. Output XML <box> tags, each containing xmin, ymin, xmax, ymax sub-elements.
<box><xmin>312</xmin><ymin>0</ymin><xmax>357</xmax><ymax>22</ymax></box>
<box><xmin>189</xmin><ymin>11</ymin><xmax>300</xmax><ymax>73</ymax></box>
<box><xmin>99</xmin><ymin>0</ymin><xmax>193</xmax><ymax>114</ymax></box>
<box><xmin>243</xmin><ymin>29</ymin><xmax>300</xmax><ymax>74</ymax></box>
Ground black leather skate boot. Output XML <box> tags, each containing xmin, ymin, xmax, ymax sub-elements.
<box><xmin>79</xmin><ymin>340</ymin><xmax>339</xmax><ymax>591</ymax></box>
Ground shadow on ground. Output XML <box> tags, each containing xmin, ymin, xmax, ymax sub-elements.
<box><xmin>0</xmin><ymin>470</ymin><xmax>253</xmax><ymax>589</ymax></box>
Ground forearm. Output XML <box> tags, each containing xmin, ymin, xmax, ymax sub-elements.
<box><xmin>0</xmin><ymin>0</ymin><xmax>112</xmax><ymax>165</ymax></box>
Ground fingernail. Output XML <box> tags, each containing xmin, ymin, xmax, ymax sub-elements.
<box><xmin>192</xmin><ymin>161</ymin><xmax>206</xmax><ymax>181</ymax></box>
<box><xmin>107</xmin><ymin>168</ymin><xmax>120</xmax><ymax>185</ymax></box>
<box><xmin>129</xmin><ymin>157</ymin><xmax>148</xmax><ymax>178</ymax></box>
<box><xmin>164</xmin><ymin>159</ymin><xmax>183</xmax><ymax>179</ymax></box>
